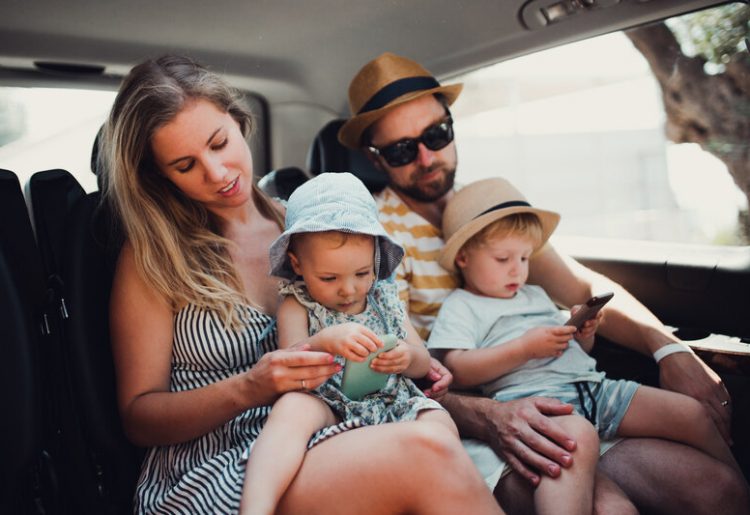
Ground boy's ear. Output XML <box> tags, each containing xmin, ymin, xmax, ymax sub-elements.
<box><xmin>455</xmin><ymin>249</ymin><xmax>468</xmax><ymax>270</ymax></box>
<box><xmin>288</xmin><ymin>251</ymin><xmax>303</xmax><ymax>275</ymax></box>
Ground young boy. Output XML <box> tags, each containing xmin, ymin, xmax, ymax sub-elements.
<box><xmin>427</xmin><ymin>177</ymin><xmax>746</xmax><ymax>514</ymax></box>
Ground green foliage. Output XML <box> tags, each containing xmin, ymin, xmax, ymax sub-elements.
<box><xmin>667</xmin><ymin>3</ymin><xmax>749</xmax><ymax>67</ymax></box>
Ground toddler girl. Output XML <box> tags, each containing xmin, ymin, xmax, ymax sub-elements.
<box><xmin>241</xmin><ymin>172</ymin><xmax>460</xmax><ymax>515</ymax></box>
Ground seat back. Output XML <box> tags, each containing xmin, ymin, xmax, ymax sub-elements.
<box><xmin>0</xmin><ymin>169</ymin><xmax>60</xmax><ymax>514</ymax></box>
<box><xmin>257</xmin><ymin>166</ymin><xmax>309</xmax><ymax>200</ymax></box>
<box><xmin>29</xmin><ymin>168</ymin><xmax>138</xmax><ymax>514</ymax></box>
<box><xmin>65</xmin><ymin>191</ymin><xmax>139</xmax><ymax>513</ymax></box>
<box><xmin>306</xmin><ymin>119</ymin><xmax>388</xmax><ymax>193</ymax></box>
<box><xmin>0</xmin><ymin>250</ymin><xmax>41</xmax><ymax>515</ymax></box>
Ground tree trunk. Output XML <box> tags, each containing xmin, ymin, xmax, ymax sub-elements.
<box><xmin>625</xmin><ymin>23</ymin><xmax>750</xmax><ymax>229</ymax></box>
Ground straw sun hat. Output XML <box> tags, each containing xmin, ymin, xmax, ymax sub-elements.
<box><xmin>338</xmin><ymin>52</ymin><xmax>463</xmax><ymax>149</ymax></box>
<box><xmin>439</xmin><ymin>178</ymin><xmax>561</xmax><ymax>273</ymax></box>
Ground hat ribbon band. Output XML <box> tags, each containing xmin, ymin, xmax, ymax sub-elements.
<box><xmin>358</xmin><ymin>76</ymin><xmax>441</xmax><ymax>115</ymax></box>
<box><xmin>474</xmin><ymin>200</ymin><xmax>531</xmax><ymax>219</ymax></box>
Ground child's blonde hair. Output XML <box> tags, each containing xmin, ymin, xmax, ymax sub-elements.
<box><xmin>461</xmin><ymin>212</ymin><xmax>544</xmax><ymax>252</ymax></box>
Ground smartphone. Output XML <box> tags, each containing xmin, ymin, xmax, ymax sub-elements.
<box><xmin>565</xmin><ymin>292</ymin><xmax>614</xmax><ymax>330</ymax></box>
<box><xmin>340</xmin><ymin>334</ymin><xmax>398</xmax><ymax>401</ymax></box>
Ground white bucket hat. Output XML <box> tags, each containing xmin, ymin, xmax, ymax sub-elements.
<box><xmin>269</xmin><ymin>172</ymin><xmax>404</xmax><ymax>280</ymax></box>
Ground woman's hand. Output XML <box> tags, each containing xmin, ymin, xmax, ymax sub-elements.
<box><xmin>521</xmin><ymin>326</ymin><xmax>575</xmax><ymax>359</ymax></box>
<box><xmin>315</xmin><ymin>322</ymin><xmax>382</xmax><ymax>361</ymax></box>
<box><xmin>244</xmin><ymin>344</ymin><xmax>340</xmax><ymax>405</ymax></box>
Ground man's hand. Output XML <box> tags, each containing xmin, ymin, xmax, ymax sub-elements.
<box><xmin>483</xmin><ymin>397</ymin><xmax>577</xmax><ymax>485</ymax></box>
<box><xmin>659</xmin><ymin>351</ymin><xmax>733</xmax><ymax>444</ymax></box>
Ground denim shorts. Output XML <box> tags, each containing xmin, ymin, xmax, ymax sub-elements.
<box><xmin>493</xmin><ymin>378</ymin><xmax>640</xmax><ymax>440</ymax></box>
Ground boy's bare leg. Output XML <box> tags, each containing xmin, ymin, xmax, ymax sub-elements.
<box><xmin>533</xmin><ymin>414</ymin><xmax>598</xmax><ymax>515</ymax></box>
<box><xmin>591</xmin><ymin>472</ymin><xmax>638</xmax><ymax>515</ymax></box>
<box><xmin>496</xmin><ymin>468</ymin><xmax>636</xmax><ymax>515</ymax></box>
<box><xmin>240</xmin><ymin>392</ymin><xmax>337</xmax><ymax>515</ymax></box>
<box><xmin>494</xmin><ymin>414</ymin><xmax>616</xmax><ymax>515</ymax></box>
<box><xmin>618</xmin><ymin>386</ymin><xmax>742</xmax><ymax>473</ymax></box>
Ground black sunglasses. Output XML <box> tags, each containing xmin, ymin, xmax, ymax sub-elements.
<box><xmin>368</xmin><ymin>117</ymin><xmax>454</xmax><ymax>167</ymax></box>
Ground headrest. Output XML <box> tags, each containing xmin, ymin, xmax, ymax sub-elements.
<box><xmin>257</xmin><ymin>167</ymin><xmax>309</xmax><ymax>201</ymax></box>
<box><xmin>306</xmin><ymin>119</ymin><xmax>388</xmax><ymax>193</ymax></box>
<box><xmin>90</xmin><ymin>125</ymin><xmax>106</xmax><ymax>191</ymax></box>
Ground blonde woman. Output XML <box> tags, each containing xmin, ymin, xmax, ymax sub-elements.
<box><xmin>104</xmin><ymin>55</ymin><xmax>501</xmax><ymax>514</ymax></box>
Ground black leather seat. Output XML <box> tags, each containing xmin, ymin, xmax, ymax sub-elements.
<box><xmin>257</xmin><ymin>166</ymin><xmax>309</xmax><ymax>200</ymax></box>
<box><xmin>0</xmin><ymin>251</ymin><xmax>41</xmax><ymax>515</ymax></box>
<box><xmin>306</xmin><ymin>119</ymin><xmax>388</xmax><ymax>193</ymax></box>
<box><xmin>0</xmin><ymin>169</ymin><xmax>60</xmax><ymax>514</ymax></box>
<box><xmin>29</xmin><ymin>161</ymin><xmax>139</xmax><ymax>513</ymax></box>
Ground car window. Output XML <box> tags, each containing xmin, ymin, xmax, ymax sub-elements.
<box><xmin>0</xmin><ymin>87</ymin><xmax>268</xmax><ymax>192</ymax></box>
<box><xmin>452</xmin><ymin>3</ymin><xmax>749</xmax><ymax>247</ymax></box>
<box><xmin>0</xmin><ymin>87</ymin><xmax>115</xmax><ymax>192</ymax></box>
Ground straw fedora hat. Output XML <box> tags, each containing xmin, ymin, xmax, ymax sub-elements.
<box><xmin>439</xmin><ymin>178</ymin><xmax>560</xmax><ymax>273</ymax></box>
<box><xmin>338</xmin><ymin>52</ymin><xmax>463</xmax><ymax>149</ymax></box>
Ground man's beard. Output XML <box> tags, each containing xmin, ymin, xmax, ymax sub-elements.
<box><xmin>392</xmin><ymin>165</ymin><xmax>456</xmax><ymax>202</ymax></box>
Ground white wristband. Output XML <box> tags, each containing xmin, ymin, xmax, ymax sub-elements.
<box><xmin>653</xmin><ymin>343</ymin><xmax>693</xmax><ymax>363</ymax></box>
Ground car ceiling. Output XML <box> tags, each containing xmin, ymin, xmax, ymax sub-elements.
<box><xmin>0</xmin><ymin>0</ymin><xmax>723</xmax><ymax>117</ymax></box>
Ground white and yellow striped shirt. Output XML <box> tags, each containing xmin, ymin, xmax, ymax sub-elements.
<box><xmin>375</xmin><ymin>187</ymin><xmax>459</xmax><ymax>340</ymax></box>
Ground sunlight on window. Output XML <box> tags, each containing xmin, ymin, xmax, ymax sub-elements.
<box><xmin>0</xmin><ymin>87</ymin><xmax>115</xmax><ymax>192</ymax></box>
<box><xmin>452</xmin><ymin>31</ymin><xmax>747</xmax><ymax>246</ymax></box>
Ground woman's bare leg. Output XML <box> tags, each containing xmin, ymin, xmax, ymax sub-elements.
<box><xmin>277</xmin><ymin>420</ymin><xmax>503</xmax><ymax>515</ymax></box>
<box><xmin>240</xmin><ymin>392</ymin><xmax>336</xmax><ymax>515</ymax></box>
<box><xmin>416</xmin><ymin>408</ymin><xmax>460</xmax><ymax>436</ymax></box>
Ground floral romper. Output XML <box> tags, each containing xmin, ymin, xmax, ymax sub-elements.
<box><xmin>280</xmin><ymin>277</ymin><xmax>443</xmax><ymax>436</ymax></box>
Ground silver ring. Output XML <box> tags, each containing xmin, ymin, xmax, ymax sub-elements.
<box><xmin>300</xmin><ymin>379</ymin><xmax>307</xmax><ymax>390</ymax></box>
<box><xmin>721</xmin><ymin>399</ymin><xmax>729</xmax><ymax>407</ymax></box>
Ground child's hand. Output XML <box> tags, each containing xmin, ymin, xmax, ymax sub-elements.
<box><xmin>418</xmin><ymin>358</ymin><xmax>453</xmax><ymax>399</ymax></box>
<box><xmin>571</xmin><ymin>305</ymin><xmax>602</xmax><ymax>346</ymax></box>
<box><xmin>317</xmin><ymin>322</ymin><xmax>382</xmax><ymax>362</ymax></box>
<box><xmin>521</xmin><ymin>326</ymin><xmax>576</xmax><ymax>359</ymax></box>
<box><xmin>370</xmin><ymin>340</ymin><xmax>411</xmax><ymax>374</ymax></box>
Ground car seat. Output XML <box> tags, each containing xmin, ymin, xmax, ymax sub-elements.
<box><xmin>0</xmin><ymin>169</ymin><xmax>61</xmax><ymax>514</ymax></box>
<box><xmin>306</xmin><ymin>119</ymin><xmax>388</xmax><ymax>193</ymax></box>
<box><xmin>29</xmin><ymin>161</ymin><xmax>139</xmax><ymax>514</ymax></box>
<box><xmin>257</xmin><ymin>166</ymin><xmax>309</xmax><ymax>201</ymax></box>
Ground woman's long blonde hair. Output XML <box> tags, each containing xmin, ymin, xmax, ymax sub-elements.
<box><xmin>102</xmin><ymin>55</ymin><xmax>283</xmax><ymax>328</ymax></box>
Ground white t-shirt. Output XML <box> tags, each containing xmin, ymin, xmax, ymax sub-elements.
<box><xmin>428</xmin><ymin>285</ymin><xmax>604</xmax><ymax>399</ymax></box>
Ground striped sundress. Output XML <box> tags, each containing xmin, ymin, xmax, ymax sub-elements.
<box><xmin>134</xmin><ymin>304</ymin><xmax>276</xmax><ymax>514</ymax></box>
